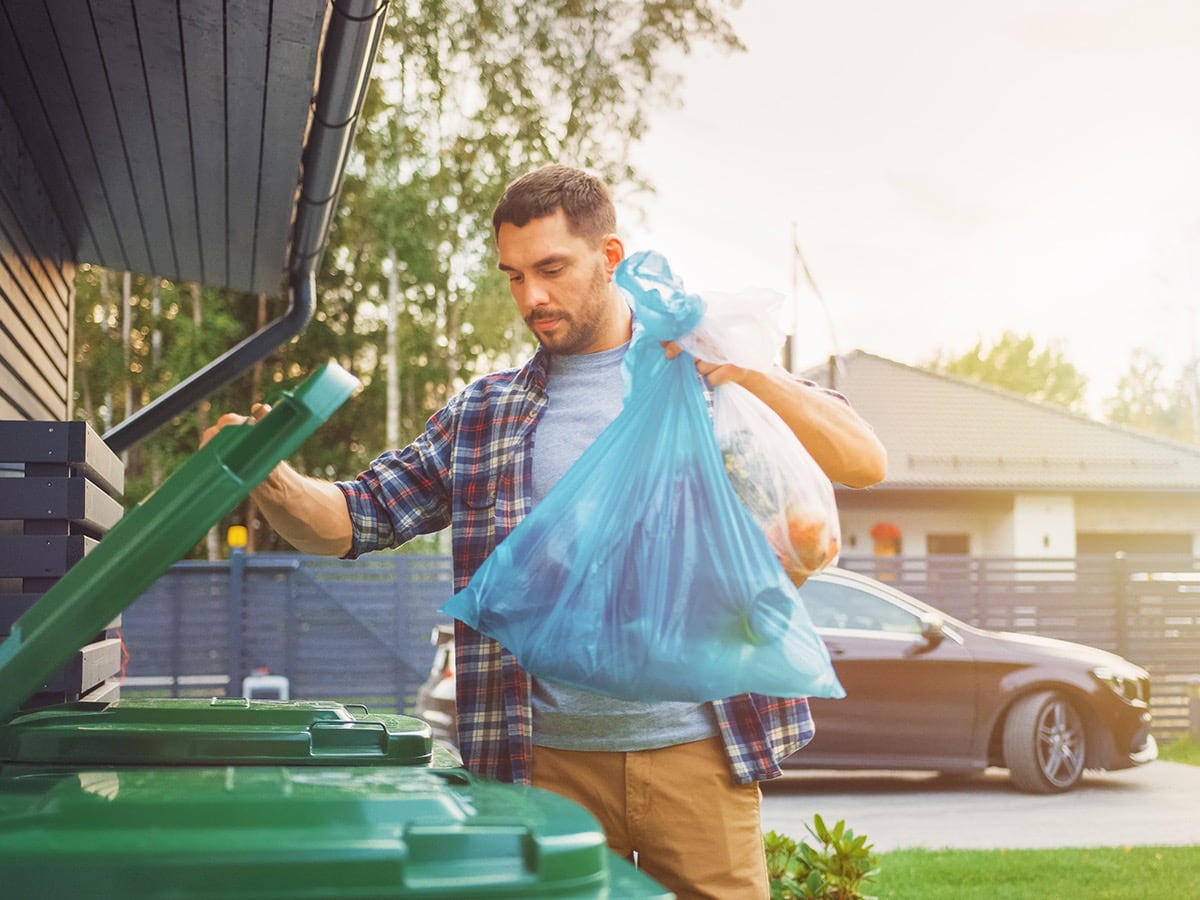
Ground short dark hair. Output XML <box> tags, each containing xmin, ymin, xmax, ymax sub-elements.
<box><xmin>492</xmin><ymin>165</ymin><xmax>616</xmax><ymax>243</ymax></box>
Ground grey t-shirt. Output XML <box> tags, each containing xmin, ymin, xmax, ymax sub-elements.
<box><xmin>530</xmin><ymin>342</ymin><xmax>717</xmax><ymax>751</ymax></box>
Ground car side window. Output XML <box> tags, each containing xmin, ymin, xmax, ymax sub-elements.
<box><xmin>800</xmin><ymin>580</ymin><xmax>923</xmax><ymax>634</ymax></box>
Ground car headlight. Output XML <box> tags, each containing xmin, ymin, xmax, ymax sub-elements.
<box><xmin>1092</xmin><ymin>666</ymin><xmax>1149</xmax><ymax>704</ymax></box>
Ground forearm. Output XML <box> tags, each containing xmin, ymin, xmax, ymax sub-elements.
<box><xmin>252</xmin><ymin>461</ymin><xmax>354</xmax><ymax>556</ymax></box>
<box><xmin>731</xmin><ymin>366</ymin><xmax>887</xmax><ymax>488</ymax></box>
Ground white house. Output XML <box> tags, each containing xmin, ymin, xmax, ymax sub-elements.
<box><xmin>802</xmin><ymin>351</ymin><xmax>1200</xmax><ymax>560</ymax></box>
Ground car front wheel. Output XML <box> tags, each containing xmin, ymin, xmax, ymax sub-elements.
<box><xmin>1002</xmin><ymin>690</ymin><xmax>1086</xmax><ymax>793</ymax></box>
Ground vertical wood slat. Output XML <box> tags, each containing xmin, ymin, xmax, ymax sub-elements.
<box><xmin>133</xmin><ymin>2</ymin><xmax>202</xmax><ymax>285</ymax></box>
<box><xmin>251</xmin><ymin>3</ymin><xmax>327</xmax><ymax>295</ymax></box>
<box><xmin>83</xmin><ymin>0</ymin><xmax>174</xmax><ymax>279</ymax></box>
<box><xmin>224</xmin><ymin>0</ymin><xmax>271</xmax><ymax>292</ymax></box>
<box><xmin>178</xmin><ymin>0</ymin><xmax>227</xmax><ymax>289</ymax></box>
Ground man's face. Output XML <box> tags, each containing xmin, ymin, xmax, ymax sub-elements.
<box><xmin>497</xmin><ymin>209</ymin><xmax>627</xmax><ymax>355</ymax></box>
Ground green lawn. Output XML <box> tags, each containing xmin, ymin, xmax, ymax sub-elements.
<box><xmin>1158</xmin><ymin>735</ymin><xmax>1200</xmax><ymax>766</ymax></box>
<box><xmin>810</xmin><ymin>741</ymin><xmax>1200</xmax><ymax>900</ymax></box>
<box><xmin>873</xmin><ymin>846</ymin><xmax>1200</xmax><ymax>899</ymax></box>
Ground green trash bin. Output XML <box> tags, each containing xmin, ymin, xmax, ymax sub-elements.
<box><xmin>0</xmin><ymin>362</ymin><xmax>672</xmax><ymax>899</ymax></box>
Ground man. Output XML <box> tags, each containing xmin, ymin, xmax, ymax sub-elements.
<box><xmin>206</xmin><ymin>165</ymin><xmax>886</xmax><ymax>899</ymax></box>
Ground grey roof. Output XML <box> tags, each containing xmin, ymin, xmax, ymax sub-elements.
<box><xmin>0</xmin><ymin>1</ymin><xmax>341</xmax><ymax>295</ymax></box>
<box><xmin>801</xmin><ymin>351</ymin><xmax>1200</xmax><ymax>492</ymax></box>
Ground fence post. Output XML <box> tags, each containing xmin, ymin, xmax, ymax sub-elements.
<box><xmin>227</xmin><ymin>528</ymin><xmax>247</xmax><ymax>697</ymax></box>
<box><xmin>1112</xmin><ymin>552</ymin><xmax>1129</xmax><ymax>659</ymax></box>
<box><xmin>1190</xmin><ymin>676</ymin><xmax>1200</xmax><ymax>741</ymax></box>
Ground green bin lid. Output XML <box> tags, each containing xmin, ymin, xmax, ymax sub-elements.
<box><xmin>0</xmin><ymin>362</ymin><xmax>360</xmax><ymax>722</ymax></box>
<box><xmin>0</xmin><ymin>766</ymin><xmax>673</xmax><ymax>898</ymax></box>
<box><xmin>0</xmin><ymin>697</ymin><xmax>436</xmax><ymax>768</ymax></box>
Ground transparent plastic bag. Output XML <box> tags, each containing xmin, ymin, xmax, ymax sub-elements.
<box><xmin>677</xmin><ymin>285</ymin><xmax>842</xmax><ymax>584</ymax></box>
<box><xmin>440</xmin><ymin>250</ymin><xmax>843</xmax><ymax>703</ymax></box>
<box><xmin>715</xmin><ymin>384</ymin><xmax>841</xmax><ymax>585</ymax></box>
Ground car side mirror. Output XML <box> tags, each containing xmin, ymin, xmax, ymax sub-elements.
<box><xmin>908</xmin><ymin>613</ymin><xmax>946</xmax><ymax>654</ymax></box>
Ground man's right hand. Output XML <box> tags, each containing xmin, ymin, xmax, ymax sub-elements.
<box><xmin>200</xmin><ymin>403</ymin><xmax>271</xmax><ymax>448</ymax></box>
<box><xmin>201</xmin><ymin>403</ymin><xmax>353</xmax><ymax>557</ymax></box>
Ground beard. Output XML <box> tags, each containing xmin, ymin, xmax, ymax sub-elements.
<box><xmin>525</xmin><ymin>258</ymin><xmax>616</xmax><ymax>355</ymax></box>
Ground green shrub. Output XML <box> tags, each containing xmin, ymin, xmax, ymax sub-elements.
<box><xmin>765</xmin><ymin>815</ymin><xmax>880</xmax><ymax>900</ymax></box>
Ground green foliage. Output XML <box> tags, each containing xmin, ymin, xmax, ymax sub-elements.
<box><xmin>1103</xmin><ymin>349</ymin><xmax>1199</xmax><ymax>444</ymax></box>
<box><xmin>926</xmin><ymin>331</ymin><xmax>1089</xmax><ymax>412</ymax></box>
<box><xmin>72</xmin><ymin>1</ymin><xmax>745</xmax><ymax>556</ymax></box>
<box><xmin>765</xmin><ymin>815</ymin><xmax>880</xmax><ymax>900</ymax></box>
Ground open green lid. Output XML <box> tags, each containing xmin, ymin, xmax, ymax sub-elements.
<box><xmin>0</xmin><ymin>362</ymin><xmax>360</xmax><ymax>722</ymax></box>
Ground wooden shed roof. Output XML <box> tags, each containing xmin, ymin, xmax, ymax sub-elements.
<box><xmin>0</xmin><ymin>0</ymin><xmax>371</xmax><ymax>296</ymax></box>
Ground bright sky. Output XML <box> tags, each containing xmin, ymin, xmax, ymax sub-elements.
<box><xmin>621</xmin><ymin>0</ymin><xmax>1200</xmax><ymax>412</ymax></box>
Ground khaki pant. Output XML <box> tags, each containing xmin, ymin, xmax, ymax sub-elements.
<box><xmin>531</xmin><ymin>737</ymin><xmax>768</xmax><ymax>900</ymax></box>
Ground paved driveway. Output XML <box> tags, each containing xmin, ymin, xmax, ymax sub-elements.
<box><xmin>760</xmin><ymin>762</ymin><xmax>1200</xmax><ymax>852</ymax></box>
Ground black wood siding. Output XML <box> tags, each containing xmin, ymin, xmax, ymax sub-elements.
<box><xmin>0</xmin><ymin>92</ymin><xmax>74</xmax><ymax>422</ymax></box>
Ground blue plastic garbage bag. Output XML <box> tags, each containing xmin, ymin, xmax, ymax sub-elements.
<box><xmin>440</xmin><ymin>251</ymin><xmax>844</xmax><ymax>703</ymax></box>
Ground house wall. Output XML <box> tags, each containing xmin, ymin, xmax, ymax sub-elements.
<box><xmin>0</xmin><ymin>93</ymin><xmax>75</xmax><ymax>422</ymax></box>
<box><xmin>837</xmin><ymin>491</ymin><xmax>1015</xmax><ymax>557</ymax></box>
<box><xmin>1075</xmin><ymin>492</ymin><xmax>1200</xmax><ymax>555</ymax></box>
<box><xmin>837</xmin><ymin>489</ymin><xmax>1199</xmax><ymax>558</ymax></box>
<box><xmin>1013</xmin><ymin>493</ymin><xmax>1076</xmax><ymax>557</ymax></box>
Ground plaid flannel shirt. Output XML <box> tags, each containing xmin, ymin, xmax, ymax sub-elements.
<box><xmin>338</xmin><ymin>347</ymin><xmax>817</xmax><ymax>785</ymax></box>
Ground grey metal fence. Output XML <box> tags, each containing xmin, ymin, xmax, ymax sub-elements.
<box><xmin>837</xmin><ymin>553</ymin><xmax>1200</xmax><ymax>742</ymax></box>
<box><xmin>119</xmin><ymin>553</ymin><xmax>453</xmax><ymax>714</ymax></box>
<box><xmin>118</xmin><ymin>551</ymin><xmax>1200</xmax><ymax>741</ymax></box>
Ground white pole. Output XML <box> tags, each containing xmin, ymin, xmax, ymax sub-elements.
<box><xmin>386</xmin><ymin>249</ymin><xmax>400</xmax><ymax>449</ymax></box>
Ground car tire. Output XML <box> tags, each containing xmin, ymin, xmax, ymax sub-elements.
<box><xmin>1002</xmin><ymin>690</ymin><xmax>1086</xmax><ymax>793</ymax></box>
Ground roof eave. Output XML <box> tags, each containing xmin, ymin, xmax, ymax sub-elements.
<box><xmin>104</xmin><ymin>0</ymin><xmax>387</xmax><ymax>454</ymax></box>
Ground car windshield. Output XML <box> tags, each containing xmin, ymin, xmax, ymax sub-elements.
<box><xmin>800</xmin><ymin>578</ymin><xmax>924</xmax><ymax>635</ymax></box>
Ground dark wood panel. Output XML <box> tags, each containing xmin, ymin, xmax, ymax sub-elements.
<box><xmin>0</xmin><ymin>172</ymin><xmax>71</xmax><ymax>421</ymax></box>
<box><xmin>0</xmin><ymin>10</ymin><xmax>90</xmax><ymax>267</ymax></box>
<box><xmin>134</xmin><ymin>0</ymin><xmax>203</xmax><ymax>283</ymax></box>
<box><xmin>0</xmin><ymin>592</ymin><xmax>41</xmax><ymax>636</ymax></box>
<box><xmin>38</xmin><ymin>636</ymin><xmax>122</xmax><ymax>695</ymax></box>
<box><xmin>82</xmin><ymin>0</ymin><xmax>173</xmax><ymax>278</ymax></box>
<box><xmin>179</xmin><ymin>0</ymin><xmax>227</xmax><ymax>287</ymax></box>
<box><xmin>0</xmin><ymin>184</ymin><xmax>69</xmax><ymax>357</ymax></box>
<box><xmin>0</xmin><ymin>92</ymin><xmax>74</xmax><ymax>307</ymax></box>
<box><xmin>0</xmin><ymin>326</ymin><xmax>65</xmax><ymax>420</ymax></box>
<box><xmin>0</xmin><ymin>421</ymin><xmax>124</xmax><ymax>495</ymax></box>
<box><xmin>251</xmin><ymin>3</ymin><xmax>326</xmax><ymax>294</ymax></box>
<box><xmin>0</xmin><ymin>477</ymin><xmax>125</xmax><ymax>533</ymax></box>
<box><xmin>0</xmin><ymin>534</ymin><xmax>98</xmax><ymax>578</ymax></box>
<box><xmin>223</xmin><ymin>0</ymin><xmax>271</xmax><ymax>291</ymax></box>
<box><xmin>0</xmin><ymin>2</ymin><xmax>122</xmax><ymax>267</ymax></box>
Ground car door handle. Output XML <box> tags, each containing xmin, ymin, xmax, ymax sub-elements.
<box><xmin>823</xmin><ymin>641</ymin><xmax>846</xmax><ymax>656</ymax></box>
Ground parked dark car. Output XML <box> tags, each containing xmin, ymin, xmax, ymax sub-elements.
<box><xmin>416</xmin><ymin>567</ymin><xmax>1157</xmax><ymax>793</ymax></box>
<box><xmin>788</xmin><ymin>567</ymin><xmax>1156</xmax><ymax>792</ymax></box>
<box><xmin>414</xmin><ymin>623</ymin><xmax>458</xmax><ymax>752</ymax></box>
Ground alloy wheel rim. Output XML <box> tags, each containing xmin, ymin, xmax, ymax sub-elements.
<box><xmin>1035</xmin><ymin>699</ymin><xmax>1085</xmax><ymax>787</ymax></box>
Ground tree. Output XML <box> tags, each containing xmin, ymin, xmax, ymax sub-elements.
<box><xmin>74</xmin><ymin>1</ymin><xmax>745</xmax><ymax>556</ymax></box>
<box><xmin>1103</xmin><ymin>349</ymin><xmax>1199</xmax><ymax>444</ymax></box>
<box><xmin>925</xmin><ymin>331</ymin><xmax>1089</xmax><ymax>412</ymax></box>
